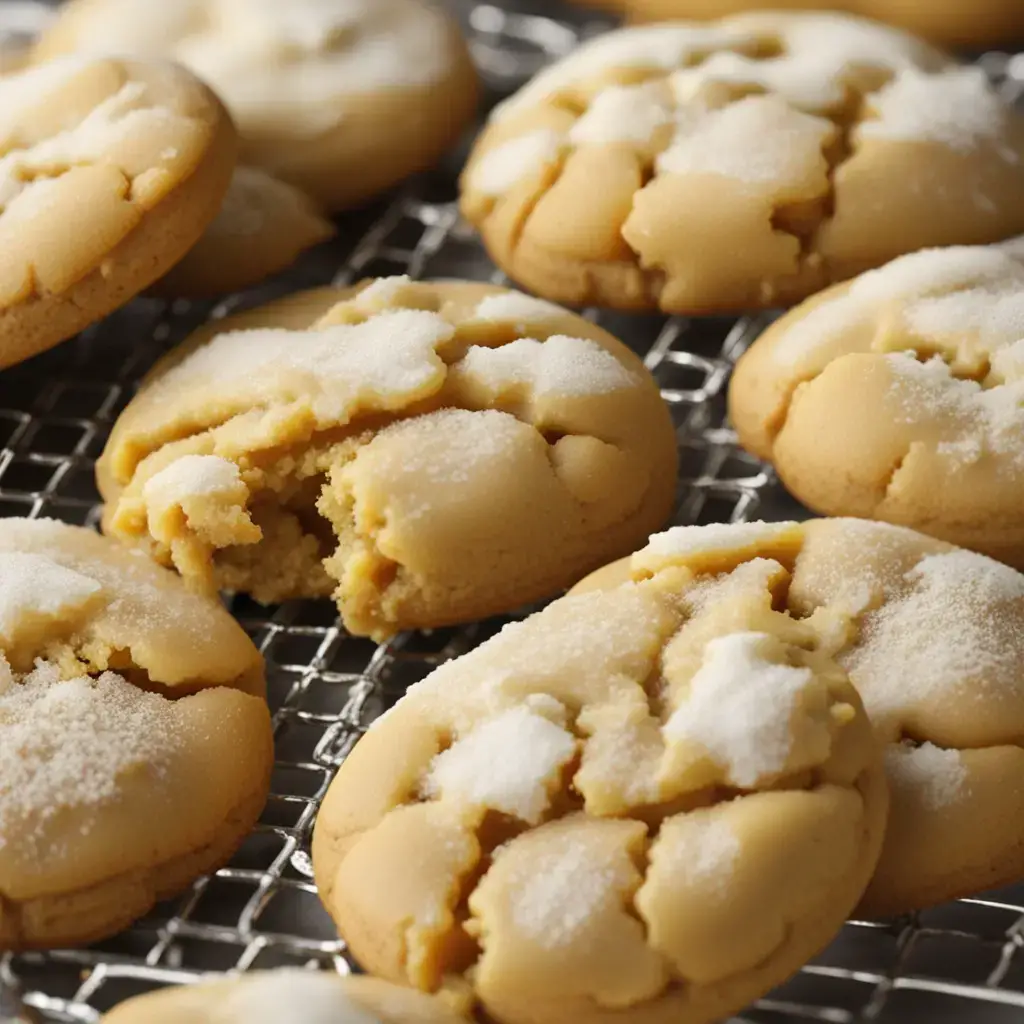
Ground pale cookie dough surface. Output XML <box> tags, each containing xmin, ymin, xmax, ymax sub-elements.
<box><xmin>154</xmin><ymin>166</ymin><xmax>335</xmax><ymax>298</ymax></box>
<box><xmin>573</xmin><ymin>517</ymin><xmax>1024</xmax><ymax>915</ymax></box>
<box><xmin>34</xmin><ymin>0</ymin><xmax>479</xmax><ymax>212</ymax></box>
<box><xmin>729</xmin><ymin>238</ymin><xmax>1024</xmax><ymax>568</ymax></box>
<box><xmin>0</xmin><ymin>517</ymin><xmax>271</xmax><ymax>950</ymax></box>
<box><xmin>0</xmin><ymin>54</ymin><xmax>235</xmax><ymax>369</ymax></box>
<box><xmin>102</xmin><ymin>969</ymin><xmax>472</xmax><ymax>1024</ymax></box>
<box><xmin>97</xmin><ymin>279</ymin><xmax>678</xmax><ymax>640</ymax></box>
<box><xmin>461</xmin><ymin>12</ymin><xmax>1024</xmax><ymax>314</ymax></box>
<box><xmin>569</xmin><ymin>0</ymin><xmax>1024</xmax><ymax>50</ymax></box>
<box><xmin>311</xmin><ymin>523</ymin><xmax>887</xmax><ymax>1024</ymax></box>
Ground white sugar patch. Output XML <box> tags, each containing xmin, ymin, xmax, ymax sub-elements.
<box><xmin>218</xmin><ymin>970</ymin><xmax>378</xmax><ymax>1024</ymax></box>
<box><xmin>425</xmin><ymin>706</ymin><xmax>576</xmax><ymax>824</ymax></box>
<box><xmin>143</xmin><ymin>454</ymin><xmax>241</xmax><ymax>506</ymax></box>
<box><xmin>355</xmin><ymin>275</ymin><xmax>413</xmax><ymax>310</ymax></box>
<box><xmin>663</xmin><ymin>632</ymin><xmax>821</xmax><ymax>787</ymax></box>
<box><xmin>992</xmin><ymin>339</ymin><xmax>1024</xmax><ymax>383</ymax></box>
<box><xmin>657</xmin><ymin>95</ymin><xmax>832</xmax><ymax>184</ymax></box>
<box><xmin>843</xmin><ymin>549</ymin><xmax>1024</xmax><ymax>725</ymax></box>
<box><xmin>569</xmin><ymin>83</ymin><xmax>671</xmax><ymax>145</ymax></box>
<box><xmin>653</xmin><ymin>811</ymin><xmax>740</xmax><ymax>896</ymax></box>
<box><xmin>885</xmin><ymin>742</ymin><xmax>968</xmax><ymax>811</ymax></box>
<box><xmin>861</xmin><ymin>67</ymin><xmax>1006</xmax><ymax>152</ymax></box>
<box><xmin>637</xmin><ymin>520</ymin><xmax>800</xmax><ymax>566</ymax></box>
<box><xmin>458</xmin><ymin>335</ymin><xmax>636</xmax><ymax>397</ymax></box>
<box><xmin>472</xmin><ymin>291</ymin><xmax>564</xmax><ymax>325</ymax></box>
<box><xmin>0</xmin><ymin>56</ymin><xmax>90</xmax><ymax>139</ymax></box>
<box><xmin>470</xmin><ymin>129</ymin><xmax>564</xmax><ymax>197</ymax></box>
<box><xmin>0</xmin><ymin>662</ymin><xmax>183</xmax><ymax>853</ymax></box>
<box><xmin>0</xmin><ymin>552</ymin><xmax>103</xmax><ymax>643</ymax></box>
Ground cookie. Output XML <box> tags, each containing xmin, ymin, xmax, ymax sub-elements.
<box><xmin>573</xmin><ymin>517</ymin><xmax>1024</xmax><ymax>915</ymax></box>
<box><xmin>568</xmin><ymin>0</ymin><xmax>1024</xmax><ymax>50</ymax></box>
<box><xmin>34</xmin><ymin>0</ymin><xmax>480</xmax><ymax>212</ymax></box>
<box><xmin>102</xmin><ymin>969</ymin><xmax>471</xmax><ymax>1024</ymax></box>
<box><xmin>312</xmin><ymin>523</ymin><xmax>886</xmax><ymax>1024</ymax></box>
<box><xmin>0</xmin><ymin>55</ymin><xmax>235</xmax><ymax>370</ymax></box>
<box><xmin>729</xmin><ymin>239</ymin><xmax>1024</xmax><ymax>568</ymax></box>
<box><xmin>0</xmin><ymin>517</ymin><xmax>271</xmax><ymax>950</ymax></box>
<box><xmin>461</xmin><ymin>13</ymin><xmax>1024</xmax><ymax>314</ymax></box>
<box><xmin>154</xmin><ymin>166</ymin><xmax>335</xmax><ymax>298</ymax></box>
<box><xmin>96</xmin><ymin>278</ymin><xmax>678</xmax><ymax>639</ymax></box>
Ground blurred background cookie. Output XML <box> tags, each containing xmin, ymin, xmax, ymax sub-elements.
<box><xmin>0</xmin><ymin>55</ymin><xmax>235</xmax><ymax>369</ymax></box>
<box><xmin>96</xmin><ymin>279</ymin><xmax>678</xmax><ymax>639</ymax></box>
<box><xmin>0</xmin><ymin>517</ymin><xmax>270</xmax><ymax>950</ymax></box>
<box><xmin>35</xmin><ymin>0</ymin><xmax>480</xmax><ymax>212</ymax></box>
<box><xmin>730</xmin><ymin>238</ymin><xmax>1024</xmax><ymax>567</ymax></box>
<box><xmin>101</xmin><ymin>969</ymin><xmax>472</xmax><ymax>1024</ymax></box>
<box><xmin>153</xmin><ymin>165</ymin><xmax>335</xmax><ymax>298</ymax></box>
<box><xmin>312</xmin><ymin>524</ymin><xmax>886</xmax><ymax>1023</ymax></box>
<box><xmin>461</xmin><ymin>12</ymin><xmax>1024</xmax><ymax>313</ymax></box>
<box><xmin>568</xmin><ymin>0</ymin><xmax>1024</xmax><ymax>50</ymax></box>
<box><xmin>576</xmin><ymin>518</ymin><xmax>1024</xmax><ymax>915</ymax></box>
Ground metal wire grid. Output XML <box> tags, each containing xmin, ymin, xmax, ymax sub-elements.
<box><xmin>0</xmin><ymin>3</ymin><xmax>1022</xmax><ymax>1022</ymax></box>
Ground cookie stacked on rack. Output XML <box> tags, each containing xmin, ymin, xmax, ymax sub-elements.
<box><xmin>1</xmin><ymin>2</ymin><xmax>1024</xmax><ymax>1024</ymax></box>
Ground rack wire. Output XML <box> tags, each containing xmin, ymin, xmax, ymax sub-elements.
<box><xmin>2</xmin><ymin>2</ymin><xmax>1024</xmax><ymax>1021</ymax></box>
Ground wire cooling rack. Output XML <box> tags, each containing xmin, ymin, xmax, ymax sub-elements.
<box><xmin>2</xmin><ymin>3</ymin><xmax>1024</xmax><ymax>1022</ymax></box>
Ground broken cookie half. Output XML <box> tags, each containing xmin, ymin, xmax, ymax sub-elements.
<box><xmin>97</xmin><ymin>278</ymin><xmax>678</xmax><ymax>639</ymax></box>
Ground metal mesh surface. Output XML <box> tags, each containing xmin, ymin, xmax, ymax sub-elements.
<box><xmin>2</xmin><ymin>3</ymin><xmax>1024</xmax><ymax>1021</ymax></box>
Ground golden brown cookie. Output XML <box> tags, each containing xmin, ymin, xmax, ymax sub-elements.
<box><xmin>0</xmin><ymin>55</ymin><xmax>235</xmax><ymax>369</ymax></box>
<box><xmin>568</xmin><ymin>0</ymin><xmax>1024</xmax><ymax>50</ymax></box>
<box><xmin>96</xmin><ymin>278</ymin><xmax>678</xmax><ymax>640</ymax></box>
<box><xmin>573</xmin><ymin>517</ymin><xmax>1024</xmax><ymax>915</ymax></box>
<box><xmin>311</xmin><ymin>523</ymin><xmax>887</xmax><ymax>1024</ymax></box>
<box><xmin>154</xmin><ymin>166</ymin><xmax>335</xmax><ymax>298</ymax></box>
<box><xmin>34</xmin><ymin>0</ymin><xmax>479</xmax><ymax>212</ymax></box>
<box><xmin>461</xmin><ymin>13</ymin><xmax>1024</xmax><ymax>314</ymax></box>
<box><xmin>101</xmin><ymin>969</ymin><xmax>472</xmax><ymax>1024</ymax></box>
<box><xmin>729</xmin><ymin>238</ymin><xmax>1024</xmax><ymax>568</ymax></box>
<box><xmin>0</xmin><ymin>516</ymin><xmax>271</xmax><ymax>950</ymax></box>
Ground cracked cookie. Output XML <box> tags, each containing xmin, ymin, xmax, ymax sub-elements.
<box><xmin>0</xmin><ymin>517</ymin><xmax>271</xmax><ymax>950</ymax></box>
<box><xmin>34</xmin><ymin>0</ymin><xmax>479</xmax><ymax>212</ymax></box>
<box><xmin>730</xmin><ymin>238</ymin><xmax>1024</xmax><ymax>568</ymax></box>
<box><xmin>97</xmin><ymin>278</ymin><xmax>678</xmax><ymax>640</ymax></box>
<box><xmin>461</xmin><ymin>12</ymin><xmax>1024</xmax><ymax>314</ymax></box>
<box><xmin>102</xmin><ymin>969</ymin><xmax>472</xmax><ymax>1024</ymax></box>
<box><xmin>0</xmin><ymin>55</ymin><xmax>235</xmax><ymax>369</ymax></box>
<box><xmin>154</xmin><ymin>166</ymin><xmax>335</xmax><ymax>298</ymax></box>
<box><xmin>567</xmin><ymin>0</ymin><xmax>1024</xmax><ymax>50</ymax></box>
<box><xmin>311</xmin><ymin>518</ymin><xmax>886</xmax><ymax>1024</ymax></box>
<box><xmin>573</xmin><ymin>518</ymin><xmax>1024</xmax><ymax>915</ymax></box>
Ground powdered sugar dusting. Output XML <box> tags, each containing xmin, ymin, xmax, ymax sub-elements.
<box><xmin>861</xmin><ymin>67</ymin><xmax>1006</xmax><ymax>152</ymax></box>
<box><xmin>470</xmin><ymin>130</ymin><xmax>564</xmax><ymax>197</ymax></box>
<box><xmin>218</xmin><ymin>970</ymin><xmax>379</xmax><ymax>1024</ymax></box>
<box><xmin>657</xmin><ymin>95</ymin><xmax>832</xmax><ymax>183</ymax></box>
<box><xmin>458</xmin><ymin>335</ymin><xmax>636</xmax><ymax>397</ymax></box>
<box><xmin>472</xmin><ymin>291</ymin><xmax>564</xmax><ymax>325</ymax></box>
<box><xmin>0</xmin><ymin>662</ymin><xmax>183</xmax><ymax>853</ymax></box>
<box><xmin>424</xmin><ymin>706</ymin><xmax>577</xmax><ymax>824</ymax></box>
<box><xmin>0</xmin><ymin>552</ymin><xmax>103</xmax><ymax>643</ymax></box>
<box><xmin>885</xmin><ymin>741</ymin><xmax>968</xmax><ymax>811</ymax></box>
<box><xmin>843</xmin><ymin>549</ymin><xmax>1024</xmax><ymax>725</ymax></box>
<box><xmin>569</xmin><ymin>83</ymin><xmax>671</xmax><ymax>145</ymax></box>
<box><xmin>143</xmin><ymin>454</ymin><xmax>241</xmax><ymax>506</ymax></box>
<box><xmin>637</xmin><ymin>520</ymin><xmax>801</xmax><ymax>568</ymax></box>
<box><xmin>653</xmin><ymin>811</ymin><xmax>740</xmax><ymax>895</ymax></box>
<box><xmin>663</xmin><ymin>632</ymin><xmax>823</xmax><ymax>787</ymax></box>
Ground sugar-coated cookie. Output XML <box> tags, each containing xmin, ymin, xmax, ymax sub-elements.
<box><xmin>154</xmin><ymin>166</ymin><xmax>335</xmax><ymax>298</ymax></box>
<box><xmin>573</xmin><ymin>518</ymin><xmax>1024</xmax><ymax>915</ymax></box>
<box><xmin>34</xmin><ymin>0</ymin><xmax>479</xmax><ymax>212</ymax></box>
<box><xmin>730</xmin><ymin>239</ymin><xmax>1024</xmax><ymax>568</ymax></box>
<box><xmin>461</xmin><ymin>13</ymin><xmax>1024</xmax><ymax>314</ymax></box>
<box><xmin>0</xmin><ymin>55</ymin><xmax>235</xmax><ymax>369</ymax></box>
<box><xmin>568</xmin><ymin>0</ymin><xmax>1024</xmax><ymax>50</ymax></box>
<box><xmin>102</xmin><ymin>969</ymin><xmax>471</xmax><ymax>1024</ymax></box>
<box><xmin>97</xmin><ymin>279</ymin><xmax>678</xmax><ymax>639</ymax></box>
<box><xmin>0</xmin><ymin>517</ymin><xmax>271</xmax><ymax>950</ymax></box>
<box><xmin>312</xmin><ymin>525</ymin><xmax>886</xmax><ymax>1024</ymax></box>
